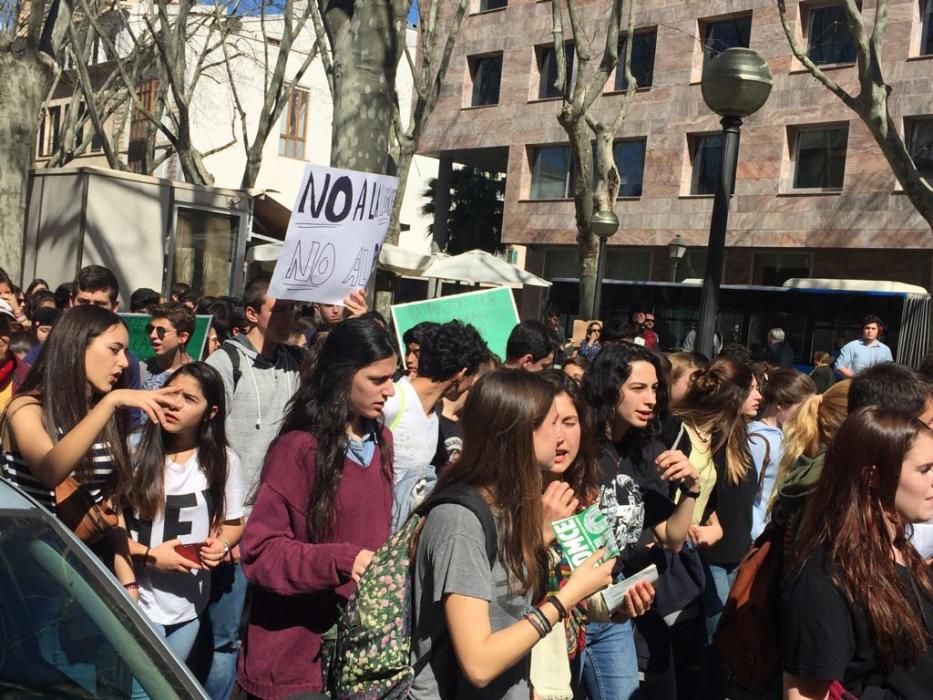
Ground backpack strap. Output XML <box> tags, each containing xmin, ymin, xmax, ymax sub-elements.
<box><xmin>749</xmin><ymin>431</ymin><xmax>772</xmax><ymax>492</ymax></box>
<box><xmin>388</xmin><ymin>382</ymin><xmax>407</xmax><ymax>432</ymax></box>
<box><xmin>415</xmin><ymin>483</ymin><xmax>498</xmax><ymax>567</ymax></box>
<box><xmin>221</xmin><ymin>344</ymin><xmax>241</xmax><ymax>391</ymax></box>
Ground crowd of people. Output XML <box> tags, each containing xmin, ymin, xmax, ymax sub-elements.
<box><xmin>0</xmin><ymin>265</ymin><xmax>931</xmax><ymax>700</ymax></box>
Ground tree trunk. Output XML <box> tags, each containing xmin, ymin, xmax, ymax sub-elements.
<box><xmin>327</xmin><ymin>0</ymin><xmax>403</xmax><ymax>173</ymax></box>
<box><xmin>0</xmin><ymin>50</ymin><xmax>55</xmax><ymax>281</ymax></box>
<box><xmin>384</xmin><ymin>146</ymin><xmax>414</xmax><ymax>245</ymax></box>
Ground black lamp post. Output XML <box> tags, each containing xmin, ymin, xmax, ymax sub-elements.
<box><xmin>590</xmin><ymin>210</ymin><xmax>619</xmax><ymax>320</ymax></box>
<box><xmin>696</xmin><ymin>48</ymin><xmax>772</xmax><ymax>358</ymax></box>
<box><xmin>667</xmin><ymin>234</ymin><xmax>686</xmax><ymax>282</ymax></box>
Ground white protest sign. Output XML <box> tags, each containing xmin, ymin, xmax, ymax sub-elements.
<box><xmin>269</xmin><ymin>164</ymin><xmax>399</xmax><ymax>304</ymax></box>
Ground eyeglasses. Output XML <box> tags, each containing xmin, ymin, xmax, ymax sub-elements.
<box><xmin>146</xmin><ymin>324</ymin><xmax>177</xmax><ymax>340</ymax></box>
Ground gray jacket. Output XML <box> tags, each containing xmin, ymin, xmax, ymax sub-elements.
<box><xmin>205</xmin><ymin>336</ymin><xmax>303</xmax><ymax>512</ymax></box>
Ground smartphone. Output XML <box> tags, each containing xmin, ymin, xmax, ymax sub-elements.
<box><xmin>174</xmin><ymin>542</ymin><xmax>205</xmax><ymax>565</ymax></box>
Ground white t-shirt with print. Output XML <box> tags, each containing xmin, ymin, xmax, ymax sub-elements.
<box><xmin>131</xmin><ymin>448</ymin><xmax>245</xmax><ymax>626</ymax></box>
<box><xmin>382</xmin><ymin>378</ymin><xmax>439</xmax><ymax>483</ymax></box>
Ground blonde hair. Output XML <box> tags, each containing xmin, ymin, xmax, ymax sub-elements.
<box><xmin>669</xmin><ymin>352</ymin><xmax>702</xmax><ymax>385</ymax></box>
<box><xmin>771</xmin><ymin>379</ymin><xmax>850</xmax><ymax>507</ymax></box>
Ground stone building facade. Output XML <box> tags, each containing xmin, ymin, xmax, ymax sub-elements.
<box><xmin>418</xmin><ymin>0</ymin><xmax>933</xmax><ymax>316</ymax></box>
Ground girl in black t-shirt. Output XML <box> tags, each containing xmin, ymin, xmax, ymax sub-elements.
<box><xmin>782</xmin><ymin>407</ymin><xmax>933</xmax><ymax>700</ymax></box>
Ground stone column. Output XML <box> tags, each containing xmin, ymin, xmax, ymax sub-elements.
<box><xmin>433</xmin><ymin>156</ymin><xmax>452</xmax><ymax>252</ymax></box>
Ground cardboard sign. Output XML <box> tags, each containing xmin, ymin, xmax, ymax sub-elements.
<box><xmin>120</xmin><ymin>313</ymin><xmax>212</xmax><ymax>361</ymax></box>
<box><xmin>269</xmin><ymin>164</ymin><xmax>399</xmax><ymax>305</ymax></box>
<box><xmin>391</xmin><ymin>287</ymin><xmax>519</xmax><ymax>363</ymax></box>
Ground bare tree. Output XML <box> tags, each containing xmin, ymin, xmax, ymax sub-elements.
<box><xmin>0</xmin><ymin>0</ymin><xmax>71</xmax><ymax>279</ymax></box>
<box><xmin>552</xmin><ymin>0</ymin><xmax>638</xmax><ymax>317</ymax></box>
<box><xmin>777</xmin><ymin>0</ymin><xmax>933</xmax><ymax>227</ymax></box>
<box><xmin>383</xmin><ymin>0</ymin><xmax>469</xmax><ymax>245</ymax></box>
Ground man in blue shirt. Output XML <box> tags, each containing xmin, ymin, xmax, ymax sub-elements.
<box><xmin>835</xmin><ymin>314</ymin><xmax>893</xmax><ymax>377</ymax></box>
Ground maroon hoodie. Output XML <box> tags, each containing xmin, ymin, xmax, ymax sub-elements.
<box><xmin>237</xmin><ymin>429</ymin><xmax>393</xmax><ymax>699</ymax></box>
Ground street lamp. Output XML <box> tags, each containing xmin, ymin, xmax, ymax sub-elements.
<box><xmin>667</xmin><ymin>234</ymin><xmax>686</xmax><ymax>282</ymax></box>
<box><xmin>696</xmin><ymin>48</ymin><xmax>772</xmax><ymax>358</ymax></box>
<box><xmin>590</xmin><ymin>209</ymin><xmax>619</xmax><ymax>320</ymax></box>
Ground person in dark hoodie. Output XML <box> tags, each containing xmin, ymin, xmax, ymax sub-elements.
<box><xmin>237</xmin><ymin>319</ymin><xmax>397</xmax><ymax>699</ymax></box>
<box><xmin>199</xmin><ymin>275</ymin><xmax>367</xmax><ymax>699</ymax></box>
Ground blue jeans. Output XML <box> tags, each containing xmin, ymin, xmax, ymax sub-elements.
<box><xmin>704</xmin><ymin>563</ymin><xmax>737</xmax><ymax>643</ymax></box>
<box><xmin>580</xmin><ymin>620</ymin><xmax>640</xmax><ymax>700</ymax></box>
<box><xmin>200</xmin><ymin>562</ymin><xmax>248</xmax><ymax>700</ymax></box>
<box><xmin>132</xmin><ymin>618</ymin><xmax>201</xmax><ymax>699</ymax></box>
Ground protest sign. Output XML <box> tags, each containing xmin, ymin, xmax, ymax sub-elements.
<box><xmin>269</xmin><ymin>164</ymin><xmax>399</xmax><ymax>305</ymax></box>
<box><xmin>120</xmin><ymin>313</ymin><xmax>212</xmax><ymax>361</ymax></box>
<box><xmin>391</xmin><ymin>287</ymin><xmax>519</xmax><ymax>363</ymax></box>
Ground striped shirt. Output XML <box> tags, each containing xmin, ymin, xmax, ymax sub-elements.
<box><xmin>2</xmin><ymin>442</ymin><xmax>117</xmax><ymax>514</ymax></box>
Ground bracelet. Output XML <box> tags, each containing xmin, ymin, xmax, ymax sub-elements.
<box><xmin>123</xmin><ymin>581</ymin><xmax>141</xmax><ymax>590</ymax></box>
<box><xmin>143</xmin><ymin>546</ymin><xmax>151</xmax><ymax>565</ymax></box>
<box><xmin>524</xmin><ymin>612</ymin><xmax>548</xmax><ymax>639</ymax></box>
<box><xmin>528</xmin><ymin>605</ymin><xmax>553</xmax><ymax>635</ymax></box>
<box><xmin>545</xmin><ymin>594</ymin><xmax>568</xmax><ymax>621</ymax></box>
<box><xmin>679</xmin><ymin>483</ymin><xmax>701</xmax><ymax>499</ymax></box>
<box><xmin>218</xmin><ymin>537</ymin><xmax>231</xmax><ymax>556</ymax></box>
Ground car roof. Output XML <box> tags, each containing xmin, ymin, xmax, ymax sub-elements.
<box><xmin>0</xmin><ymin>479</ymin><xmax>43</xmax><ymax>510</ymax></box>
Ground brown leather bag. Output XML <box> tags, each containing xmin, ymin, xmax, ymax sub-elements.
<box><xmin>54</xmin><ymin>475</ymin><xmax>119</xmax><ymax>544</ymax></box>
<box><xmin>714</xmin><ymin>517</ymin><xmax>795</xmax><ymax>691</ymax></box>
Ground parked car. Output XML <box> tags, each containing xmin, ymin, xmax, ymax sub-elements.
<box><xmin>0</xmin><ymin>479</ymin><xmax>209</xmax><ymax>699</ymax></box>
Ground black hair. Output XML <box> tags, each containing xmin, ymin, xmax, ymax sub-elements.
<box><xmin>129</xmin><ymin>363</ymin><xmax>229</xmax><ymax>529</ymax></box>
<box><xmin>506</xmin><ymin>320</ymin><xmax>553</xmax><ymax>362</ymax></box>
<box><xmin>600</xmin><ymin>318</ymin><xmax>638</xmax><ymax>343</ymax></box>
<box><xmin>582</xmin><ymin>341</ymin><xmax>668</xmax><ymax>446</ymax></box>
<box><xmin>849</xmin><ymin>363</ymin><xmax>930</xmax><ymax>416</ymax></box>
<box><xmin>171</xmin><ymin>282</ymin><xmax>200</xmax><ymax>306</ymax></box>
<box><xmin>54</xmin><ymin>282</ymin><xmax>74</xmax><ymax>310</ymax></box>
<box><xmin>919</xmin><ymin>353</ymin><xmax>933</xmax><ymax>382</ymax></box>
<box><xmin>416</xmin><ymin>321</ymin><xmax>490</xmax><ymax>382</ymax></box>
<box><xmin>150</xmin><ymin>302</ymin><xmax>196</xmax><ymax>337</ymax></box>
<box><xmin>277</xmin><ymin>318</ymin><xmax>397</xmax><ymax>541</ymax></box>
<box><xmin>130</xmin><ymin>287</ymin><xmax>162</xmax><ymax>313</ymax></box>
<box><xmin>24</xmin><ymin>289</ymin><xmax>55</xmax><ymax>321</ymax></box>
<box><xmin>358</xmin><ymin>310</ymin><xmax>388</xmax><ymax>328</ymax></box>
<box><xmin>243</xmin><ymin>275</ymin><xmax>271</xmax><ymax>315</ymax></box>
<box><xmin>16</xmin><ymin>305</ymin><xmax>133</xmax><ymax>495</ymax></box>
<box><xmin>0</xmin><ymin>268</ymin><xmax>13</xmax><ymax>290</ymax></box>
<box><xmin>862</xmin><ymin>314</ymin><xmax>883</xmax><ymax>328</ymax></box>
<box><xmin>199</xmin><ymin>296</ymin><xmax>247</xmax><ymax>342</ymax></box>
<box><xmin>719</xmin><ymin>343</ymin><xmax>754</xmax><ymax>367</ymax></box>
<box><xmin>9</xmin><ymin>330</ymin><xmax>31</xmax><ymax>357</ymax></box>
<box><xmin>25</xmin><ymin>279</ymin><xmax>49</xmax><ymax>298</ymax></box>
<box><xmin>402</xmin><ymin>321</ymin><xmax>439</xmax><ymax>348</ymax></box>
<box><xmin>75</xmin><ymin>265</ymin><xmax>119</xmax><ymax>303</ymax></box>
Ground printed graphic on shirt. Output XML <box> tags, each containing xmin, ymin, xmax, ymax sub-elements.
<box><xmin>443</xmin><ymin>435</ymin><xmax>463</xmax><ymax>464</ymax></box>
<box><xmin>128</xmin><ymin>490</ymin><xmax>215</xmax><ymax>547</ymax></box>
<box><xmin>598</xmin><ymin>473</ymin><xmax>645</xmax><ymax>554</ymax></box>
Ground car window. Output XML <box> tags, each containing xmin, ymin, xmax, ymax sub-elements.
<box><xmin>0</xmin><ymin>511</ymin><xmax>198</xmax><ymax>699</ymax></box>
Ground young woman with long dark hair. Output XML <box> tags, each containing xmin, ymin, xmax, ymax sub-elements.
<box><xmin>124</xmin><ymin>363</ymin><xmax>244</xmax><ymax>664</ymax></box>
<box><xmin>409</xmin><ymin>369</ymin><xmax>618</xmax><ymax>699</ymax></box>
<box><xmin>580</xmin><ymin>343</ymin><xmax>697</xmax><ymax>700</ymax></box>
<box><xmin>1</xmin><ymin>305</ymin><xmax>181</xmax><ymax>588</ymax></box>
<box><xmin>237</xmin><ymin>318</ymin><xmax>398</xmax><ymax>699</ymax></box>
<box><xmin>782</xmin><ymin>408</ymin><xmax>933</xmax><ymax>699</ymax></box>
<box><xmin>533</xmin><ymin>370</ymin><xmax>655</xmax><ymax>698</ymax></box>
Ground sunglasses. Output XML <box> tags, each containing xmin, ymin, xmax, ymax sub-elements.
<box><xmin>146</xmin><ymin>324</ymin><xmax>177</xmax><ymax>340</ymax></box>
<box><xmin>645</xmin><ymin>318</ymin><xmax>655</xmax><ymax>324</ymax></box>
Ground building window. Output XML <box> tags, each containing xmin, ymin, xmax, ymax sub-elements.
<box><xmin>469</xmin><ymin>53</ymin><xmax>503</xmax><ymax>106</ymax></box>
<box><xmin>792</xmin><ymin>125</ymin><xmax>848</xmax><ymax>189</ymax></box>
<box><xmin>530</xmin><ymin>145</ymin><xmax>573</xmax><ymax>199</ymax></box>
<box><xmin>806</xmin><ymin>4</ymin><xmax>856</xmax><ymax>65</ymax></box>
<box><xmin>130</xmin><ymin>78</ymin><xmax>159</xmax><ymax>144</ymax></box>
<box><xmin>479</xmin><ymin>0</ymin><xmax>507</xmax><ymax>10</ymax></box>
<box><xmin>37</xmin><ymin>105</ymin><xmax>61</xmax><ymax>157</ymax></box>
<box><xmin>921</xmin><ymin>0</ymin><xmax>933</xmax><ymax>56</ymax></box>
<box><xmin>279</xmin><ymin>88</ymin><xmax>309</xmax><ymax>159</ymax></box>
<box><xmin>615</xmin><ymin>30</ymin><xmax>657</xmax><ymax>90</ymax></box>
<box><xmin>702</xmin><ymin>15</ymin><xmax>752</xmax><ymax>65</ymax></box>
<box><xmin>689</xmin><ymin>133</ymin><xmax>725</xmax><ymax>195</ymax></box>
<box><xmin>537</xmin><ymin>44</ymin><xmax>574</xmax><ymax>99</ymax></box>
<box><xmin>907</xmin><ymin>117</ymin><xmax>933</xmax><ymax>182</ymax></box>
<box><xmin>613</xmin><ymin>139</ymin><xmax>647</xmax><ymax>197</ymax></box>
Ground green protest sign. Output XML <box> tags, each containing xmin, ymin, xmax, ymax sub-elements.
<box><xmin>391</xmin><ymin>288</ymin><xmax>519</xmax><ymax>363</ymax></box>
<box><xmin>120</xmin><ymin>313</ymin><xmax>212</xmax><ymax>361</ymax></box>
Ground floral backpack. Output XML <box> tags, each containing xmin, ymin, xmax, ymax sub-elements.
<box><xmin>331</xmin><ymin>484</ymin><xmax>498</xmax><ymax>700</ymax></box>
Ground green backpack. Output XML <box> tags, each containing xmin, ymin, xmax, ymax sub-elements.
<box><xmin>331</xmin><ymin>484</ymin><xmax>497</xmax><ymax>700</ymax></box>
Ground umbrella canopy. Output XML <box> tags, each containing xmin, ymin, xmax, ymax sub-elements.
<box><xmin>378</xmin><ymin>243</ymin><xmax>434</xmax><ymax>276</ymax></box>
<box><xmin>421</xmin><ymin>249</ymin><xmax>551</xmax><ymax>288</ymax></box>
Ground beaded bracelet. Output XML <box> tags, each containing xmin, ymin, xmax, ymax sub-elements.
<box><xmin>123</xmin><ymin>581</ymin><xmax>141</xmax><ymax>591</ymax></box>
